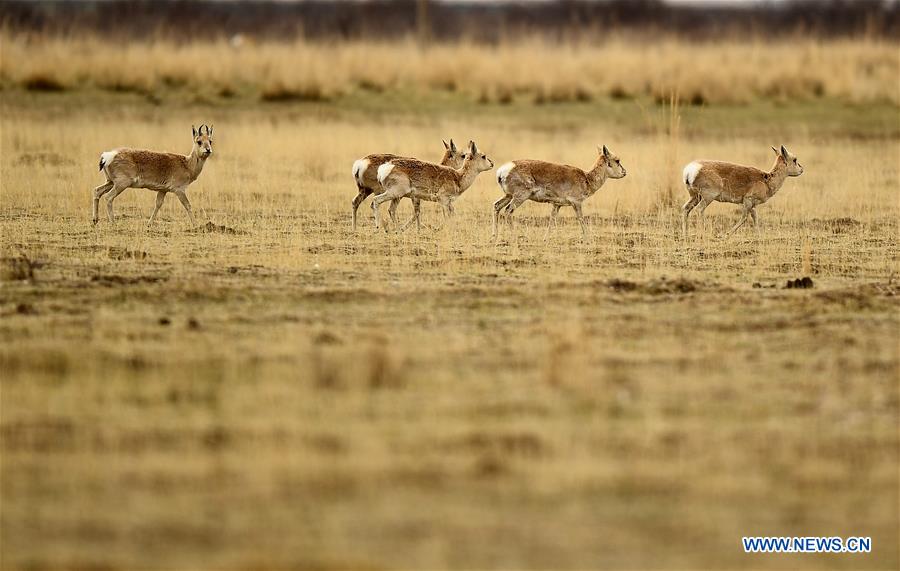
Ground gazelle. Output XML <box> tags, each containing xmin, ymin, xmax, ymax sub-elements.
<box><xmin>350</xmin><ymin>140</ymin><xmax>464</xmax><ymax>230</ymax></box>
<box><xmin>493</xmin><ymin>145</ymin><xmax>626</xmax><ymax>238</ymax></box>
<box><xmin>681</xmin><ymin>145</ymin><xmax>803</xmax><ymax>236</ymax></box>
<box><xmin>373</xmin><ymin>140</ymin><xmax>493</xmax><ymax>230</ymax></box>
<box><xmin>92</xmin><ymin>125</ymin><xmax>213</xmax><ymax>226</ymax></box>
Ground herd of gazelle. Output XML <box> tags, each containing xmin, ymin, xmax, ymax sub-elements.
<box><xmin>92</xmin><ymin>126</ymin><xmax>804</xmax><ymax>237</ymax></box>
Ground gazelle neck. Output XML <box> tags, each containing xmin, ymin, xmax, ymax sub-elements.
<box><xmin>456</xmin><ymin>159</ymin><xmax>482</xmax><ymax>191</ymax></box>
<box><xmin>186</xmin><ymin>147</ymin><xmax>208</xmax><ymax>180</ymax></box>
<box><xmin>766</xmin><ymin>157</ymin><xmax>788</xmax><ymax>197</ymax></box>
<box><xmin>586</xmin><ymin>156</ymin><xmax>609</xmax><ymax>191</ymax></box>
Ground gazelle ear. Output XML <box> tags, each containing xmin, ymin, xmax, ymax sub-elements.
<box><xmin>192</xmin><ymin>125</ymin><xmax>198</xmax><ymax>138</ymax></box>
<box><xmin>772</xmin><ymin>146</ymin><xmax>779</xmax><ymax>155</ymax></box>
<box><xmin>208</xmin><ymin>125</ymin><xmax>213</xmax><ymax>137</ymax></box>
<box><xmin>602</xmin><ymin>145</ymin><xmax>610</xmax><ymax>157</ymax></box>
<box><xmin>450</xmin><ymin>139</ymin><xmax>457</xmax><ymax>153</ymax></box>
<box><xmin>468</xmin><ymin>140</ymin><xmax>477</xmax><ymax>154</ymax></box>
<box><xmin>780</xmin><ymin>145</ymin><xmax>789</xmax><ymax>159</ymax></box>
<box><xmin>443</xmin><ymin>139</ymin><xmax>449</xmax><ymax>150</ymax></box>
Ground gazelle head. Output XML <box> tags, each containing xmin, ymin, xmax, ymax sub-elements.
<box><xmin>192</xmin><ymin>124</ymin><xmax>214</xmax><ymax>158</ymax></box>
<box><xmin>772</xmin><ymin>145</ymin><xmax>803</xmax><ymax>176</ymax></box>
<box><xmin>600</xmin><ymin>145</ymin><xmax>626</xmax><ymax>179</ymax></box>
<box><xmin>463</xmin><ymin>140</ymin><xmax>493</xmax><ymax>172</ymax></box>
<box><xmin>441</xmin><ymin>139</ymin><xmax>465</xmax><ymax>169</ymax></box>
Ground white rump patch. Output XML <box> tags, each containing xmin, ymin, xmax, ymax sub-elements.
<box><xmin>377</xmin><ymin>162</ymin><xmax>395</xmax><ymax>184</ymax></box>
<box><xmin>496</xmin><ymin>162</ymin><xmax>516</xmax><ymax>186</ymax></box>
<box><xmin>99</xmin><ymin>150</ymin><xmax>118</xmax><ymax>171</ymax></box>
<box><xmin>352</xmin><ymin>158</ymin><xmax>369</xmax><ymax>186</ymax></box>
<box><xmin>683</xmin><ymin>161</ymin><xmax>703</xmax><ymax>187</ymax></box>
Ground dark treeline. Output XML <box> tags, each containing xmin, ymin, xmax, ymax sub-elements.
<box><xmin>2</xmin><ymin>0</ymin><xmax>898</xmax><ymax>41</ymax></box>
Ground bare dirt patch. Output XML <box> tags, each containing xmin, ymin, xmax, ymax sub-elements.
<box><xmin>89</xmin><ymin>274</ymin><xmax>168</xmax><ymax>286</ymax></box>
<box><xmin>0</xmin><ymin>255</ymin><xmax>36</xmax><ymax>281</ymax></box>
<box><xmin>188</xmin><ymin>221</ymin><xmax>248</xmax><ymax>235</ymax></box>
<box><xmin>605</xmin><ymin>277</ymin><xmax>712</xmax><ymax>295</ymax></box>
<box><xmin>107</xmin><ymin>247</ymin><xmax>150</xmax><ymax>260</ymax></box>
<box><xmin>784</xmin><ymin>276</ymin><xmax>815</xmax><ymax>289</ymax></box>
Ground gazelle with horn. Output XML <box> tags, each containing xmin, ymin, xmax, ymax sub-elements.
<box><xmin>373</xmin><ymin>140</ymin><xmax>493</xmax><ymax>230</ymax></box>
<box><xmin>681</xmin><ymin>145</ymin><xmax>803</xmax><ymax>236</ymax></box>
<box><xmin>350</xmin><ymin>139</ymin><xmax>464</xmax><ymax>230</ymax></box>
<box><xmin>493</xmin><ymin>145</ymin><xmax>627</xmax><ymax>238</ymax></box>
<box><xmin>92</xmin><ymin>124</ymin><xmax>214</xmax><ymax>226</ymax></box>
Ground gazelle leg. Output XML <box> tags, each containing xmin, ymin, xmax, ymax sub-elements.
<box><xmin>427</xmin><ymin>197</ymin><xmax>453</xmax><ymax>231</ymax></box>
<box><xmin>544</xmin><ymin>204</ymin><xmax>561</xmax><ymax>239</ymax></box>
<box><xmin>725</xmin><ymin>204</ymin><xmax>752</xmax><ymax>237</ymax></box>
<box><xmin>351</xmin><ymin>187</ymin><xmax>372</xmax><ymax>231</ymax></box>
<box><xmin>388</xmin><ymin>197</ymin><xmax>401</xmax><ymax>225</ymax></box>
<box><xmin>371</xmin><ymin>193</ymin><xmax>387</xmax><ymax>229</ymax></box>
<box><xmin>681</xmin><ymin>194</ymin><xmax>701</xmax><ymax>236</ymax></box>
<box><xmin>570</xmin><ymin>200</ymin><xmax>587</xmax><ymax>237</ymax></box>
<box><xmin>372</xmin><ymin>173</ymin><xmax>411</xmax><ymax>231</ymax></box>
<box><xmin>372</xmin><ymin>187</ymin><xmax>404</xmax><ymax>230</ymax></box>
<box><xmin>492</xmin><ymin>194</ymin><xmax>512</xmax><ymax>239</ymax></box>
<box><xmin>148</xmin><ymin>191</ymin><xmax>167</xmax><ymax>225</ymax></box>
<box><xmin>413</xmin><ymin>199</ymin><xmax>422</xmax><ymax>231</ymax></box>
<box><xmin>92</xmin><ymin>181</ymin><xmax>114</xmax><ymax>225</ymax></box>
<box><xmin>695</xmin><ymin>197</ymin><xmax>713</xmax><ymax>234</ymax></box>
<box><xmin>696</xmin><ymin>198</ymin><xmax>712</xmax><ymax>217</ymax></box>
<box><xmin>439</xmin><ymin>198</ymin><xmax>453</xmax><ymax>222</ymax></box>
<box><xmin>749</xmin><ymin>207</ymin><xmax>760</xmax><ymax>234</ymax></box>
<box><xmin>399</xmin><ymin>199</ymin><xmax>421</xmax><ymax>232</ymax></box>
<box><xmin>105</xmin><ymin>184</ymin><xmax>129</xmax><ymax>224</ymax></box>
<box><xmin>503</xmin><ymin>196</ymin><xmax>526</xmax><ymax>217</ymax></box>
<box><xmin>174</xmin><ymin>189</ymin><xmax>197</xmax><ymax>227</ymax></box>
<box><xmin>502</xmin><ymin>195</ymin><xmax>530</xmax><ymax>234</ymax></box>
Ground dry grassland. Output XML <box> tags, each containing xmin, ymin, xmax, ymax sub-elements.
<box><xmin>1</xmin><ymin>42</ymin><xmax>899</xmax><ymax>571</ymax></box>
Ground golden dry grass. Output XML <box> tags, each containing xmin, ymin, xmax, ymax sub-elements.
<box><xmin>2</xmin><ymin>32</ymin><xmax>899</xmax><ymax>105</ymax></box>
<box><xmin>1</xmin><ymin>70</ymin><xmax>899</xmax><ymax>571</ymax></box>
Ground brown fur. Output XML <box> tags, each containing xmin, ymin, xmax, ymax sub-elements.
<box><xmin>350</xmin><ymin>141</ymin><xmax>463</xmax><ymax>230</ymax></box>
<box><xmin>356</xmin><ymin>153</ymin><xmax>403</xmax><ymax>192</ymax></box>
<box><xmin>385</xmin><ymin>159</ymin><xmax>468</xmax><ymax>199</ymax></box>
<box><xmin>92</xmin><ymin>125</ymin><xmax>212</xmax><ymax>226</ymax></box>
<box><xmin>104</xmin><ymin>150</ymin><xmax>207</xmax><ymax>191</ymax></box>
<box><xmin>372</xmin><ymin>141</ymin><xmax>493</xmax><ymax>230</ymax></box>
<box><xmin>682</xmin><ymin>145</ymin><xmax>803</xmax><ymax>236</ymax></box>
<box><xmin>493</xmin><ymin>146</ymin><xmax>626</xmax><ymax>237</ymax></box>
<box><xmin>688</xmin><ymin>159</ymin><xmax>786</xmax><ymax>204</ymax></box>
